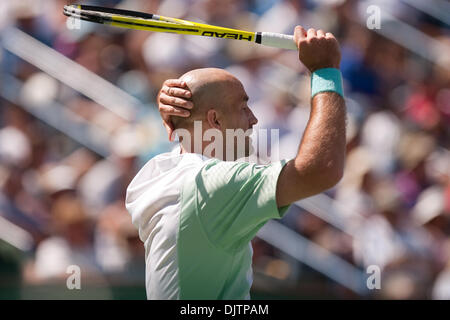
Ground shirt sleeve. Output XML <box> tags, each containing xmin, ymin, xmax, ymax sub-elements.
<box><xmin>191</xmin><ymin>159</ymin><xmax>290</xmax><ymax>253</ymax></box>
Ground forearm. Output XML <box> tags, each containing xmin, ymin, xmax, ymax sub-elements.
<box><xmin>276</xmin><ymin>26</ymin><xmax>346</xmax><ymax>207</ymax></box>
<box><xmin>294</xmin><ymin>91</ymin><xmax>346</xmax><ymax>187</ymax></box>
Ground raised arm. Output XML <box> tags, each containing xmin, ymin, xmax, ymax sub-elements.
<box><xmin>276</xmin><ymin>26</ymin><xmax>346</xmax><ymax>207</ymax></box>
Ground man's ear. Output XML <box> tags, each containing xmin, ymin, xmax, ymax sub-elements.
<box><xmin>206</xmin><ymin>109</ymin><xmax>222</xmax><ymax>130</ymax></box>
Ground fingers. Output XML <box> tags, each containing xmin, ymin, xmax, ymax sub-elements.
<box><xmin>295</xmin><ymin>27</ymin><xmax>333</xmax><ymax>41</ymax></box>
<box><xmin>160</xmin><ymin>78</ymin><xmax>192</xmax><ymax>100</ymax></box>
<box><xmin>161</xmin><ymin>85</ymin><xmax>192</xmax><ymax>99</ymax></box>
<box><xmin>159</xmin><ymin>78</ymin><xmax>192</xmax><ymax>142</ymax></box>
<box><xmin>159</xmin><ymin>92</ymin><xmax>193</xmax><ymax>109</ymax></box>
<box><xmin>307</xmin><ymin>28</ymin><xmax>316</xmax><ymax>39</ymax></box>
<box><xmin>294</xmin><ymin>25</ymin><xmax>307</xmax><ymax>46</ymax></box>
<box><xmin>159</xmin><ymin>103</ymin><xmax>191</xmax><ymax>117</ymax></box>
<box><xmin>296</xmin><ymin>26</ymin><xmax>341</xmax><ymax>73</ymax></box>
<box><xmin>317</xmin><ymin>29</ymin><xmax>325</xmax><ymax>38</ymax></box>
<box><xmin>326</xmin><ymin>32</ymin><xmax>336</xmax><ymax>40</ymax></box>
<box><xmin>163</xmin><ymin>78</ymin><xmax>187</xmax><ymax>88</ymax></box>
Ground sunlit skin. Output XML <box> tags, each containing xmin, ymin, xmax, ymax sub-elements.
<box><xmin>173</xmin><ymin>68</ymin><xmax>258</xmax><ymax>160</ymax></box>
<box><xmin>159</xmin><ymin>26</ymin><xmax>346</xmax><ymax>207</ymax></box>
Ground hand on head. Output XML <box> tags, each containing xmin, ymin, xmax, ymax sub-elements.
<box><xmin>158</xmin><ymin>79</ymin><xmax>193</xmax><ymax>142</ymax></box>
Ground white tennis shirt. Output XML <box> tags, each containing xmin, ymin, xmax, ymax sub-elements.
<box><xmin>125</xmin><ymin>146</ymin><xmax>289</xmax><ymax>299</ymax></box>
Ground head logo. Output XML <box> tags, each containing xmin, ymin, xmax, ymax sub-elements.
<box><xmin>201</xmin><ymin>31</ymin><xmax>253</xmax><ymax>41</ymax></box>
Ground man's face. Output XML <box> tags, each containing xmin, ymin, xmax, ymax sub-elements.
<box><xmin>218</xmin><ymin>79</ymin><xmax>258</xmax><ymax>159</ymax></box>
<box><xmin>178</xmin><ymin>69</ymin><xmax>259</xmax><ymax>160</ymax></box>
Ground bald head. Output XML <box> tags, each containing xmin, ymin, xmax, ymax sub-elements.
<box><xmin>170</xmin><ymin>68</ymin><xmax>258</xmax><ymax>159</ymax></box>
<box><xmin>172</xmin><ymin>68</ymin><xmax>243</xmax><ymax>129</ymax></box>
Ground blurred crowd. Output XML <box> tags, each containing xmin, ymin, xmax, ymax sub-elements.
<box><xmin>0</xmin><ymin>0</ymin><xmax>449</xmax><ymax>299</ymax></box>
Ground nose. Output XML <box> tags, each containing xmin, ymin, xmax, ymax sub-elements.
<box><xmin>249</xmin><ymin>109</ymin><xmax>258</xmax><ymax>127</ymax></box>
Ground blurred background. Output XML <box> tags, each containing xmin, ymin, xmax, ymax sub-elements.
<box><xmin>0</xmin><ymin>0</ymin><xmax>449</xmax><ymax>299</ymax></box>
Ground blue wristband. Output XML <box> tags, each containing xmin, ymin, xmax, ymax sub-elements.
<box><xmin>311</xmin><ymin>68</ymin><xmax>344</xmax><ymax>98</ymax></box>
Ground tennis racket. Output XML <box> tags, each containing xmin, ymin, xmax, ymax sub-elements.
<box><xmin>63</xmin><ymin>4</ymin><xmax>298</xmax><ymax>51</ymax></box>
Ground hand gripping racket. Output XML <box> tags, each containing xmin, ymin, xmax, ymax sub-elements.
<box><xmin>63</xmin><ymin>4</ymin><xmax>298</xmax><ymax>50</ymax></box>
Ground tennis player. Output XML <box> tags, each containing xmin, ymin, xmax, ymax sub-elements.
<box><xmin>125</xmin><ymin>26</ymin><xmax>346</xmax><ymax>299</ymax></box>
